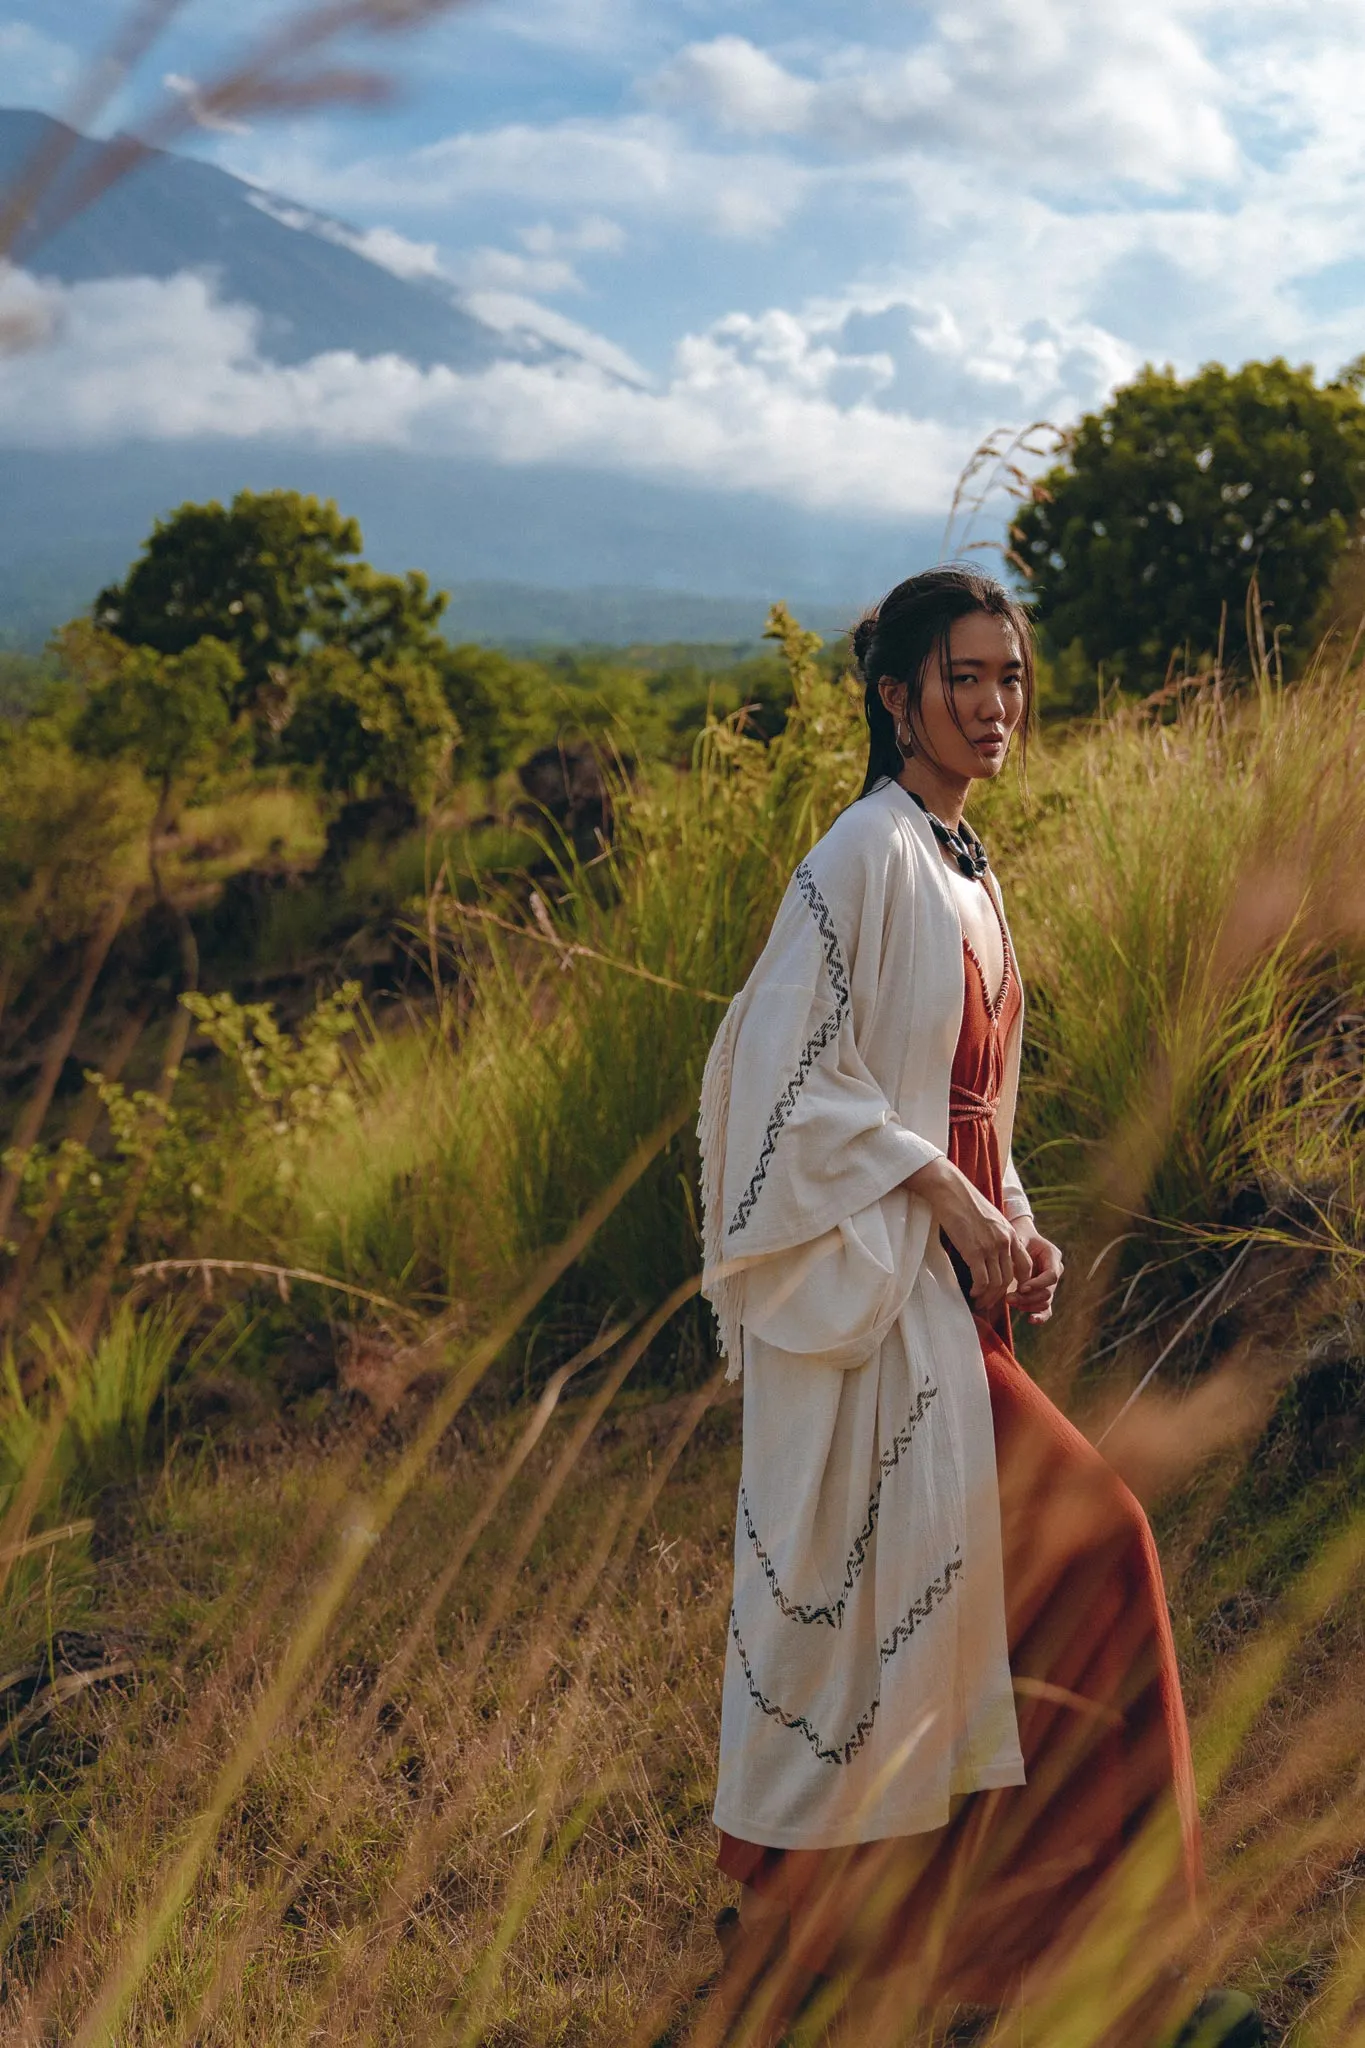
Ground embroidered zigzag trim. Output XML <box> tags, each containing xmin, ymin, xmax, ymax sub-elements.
<box><xmin>727</xmin><ymin>861</ymin><xmax>851</xmax><ymax>1238</ymax></box>
<box><xmin>741</xmin><ymin>1383</ymin><xmax>939</xmax><ymax>1628</ymax></box>
<box><xmin>794</xmin><ymin>859</ymin><xmax>852</xmax><ymax>1011</ymax></box>
<box><xmin>730</xmin><ymin>1549</ymin><xmax>963</xmax><ymax>1766</ymax></box>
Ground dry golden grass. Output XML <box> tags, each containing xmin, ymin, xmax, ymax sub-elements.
<box><xmin>3</xmin><ymin>1314</ymin><xmax>1363</xmax><ymax>2047</ymax></box>
<box><xmin>2</xmin><ymin>1371</ymin><xmax>742</xmax><ymax>2045</ymax></box>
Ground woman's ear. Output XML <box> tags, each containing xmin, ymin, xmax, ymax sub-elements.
<box><xmin>878</xmin><ymin>678</ymin><xmax>906</xmax><ymax>723</ymax></box>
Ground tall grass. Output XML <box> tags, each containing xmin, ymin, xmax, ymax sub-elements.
<box><xmin>260</xmin><ymin>615</ymin><xmax>1364</xmax><ymax>1395</ymax></box>
<box><xmin>988</xmin><ymin>663</ymin><xmax>1365</xmax><ymax>1243</ymax></box>
<box><xmin>5</xmin><ymin>615</ymin><xmax>1365</xmax><ymax>2046</ymax></box>
<box><xmin>260</xmin><ymin>609</ymin><xmax>863</xmax><ymax>1351</ymax></box>
<box><xmin>2</xmin><ymin>1335</ymin><xmax>1362</xmax><ymax>2045</ymax></box>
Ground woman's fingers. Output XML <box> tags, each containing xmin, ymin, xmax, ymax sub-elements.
<box><xmin>972</xmin><ymin>1235</ymin><xmax>1014</xmax><ymax>1307</ymax></box>
<box><xmin>949</xmin><ymin>1200</ymin><xmax>1048</xmax><ymax>1313</ymax></box>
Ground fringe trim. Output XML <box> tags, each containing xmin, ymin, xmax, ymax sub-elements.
<box><xmin>697</xmin><ymin>995</ymin><xmax>745</xmax><ymax>1380</ymax></box>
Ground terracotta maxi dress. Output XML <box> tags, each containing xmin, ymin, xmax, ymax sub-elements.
<box><xmin>717</xmin><ymin>910</ymin><xmax>1201</xmax><ymax>2002</ymax></box>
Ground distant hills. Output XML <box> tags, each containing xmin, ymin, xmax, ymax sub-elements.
<box><xmin>0</xmin><ymin>108</ymin><xmax>928</xmax><ymax>648</ymax></box>
<box><xmin>440</xmin><ymin>583</ymin><xmax>851</xmax><ymax>647</ymax></box>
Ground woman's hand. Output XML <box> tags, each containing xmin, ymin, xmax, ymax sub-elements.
<box><xmin>903</xmin><ymin>1156</ymin><xmax>1033</xmax><ymax>1312</ymax></box>
<box><xmin>1012</xmin><ymin>1229</ymin><xmax>1064</xmax><ymax>1324</ymax></box>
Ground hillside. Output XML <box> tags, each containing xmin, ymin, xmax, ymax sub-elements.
<box><xmin>1</xmin><ymin>605</ymin><xmax>1363</xmax><ymax>2042</ymax></box>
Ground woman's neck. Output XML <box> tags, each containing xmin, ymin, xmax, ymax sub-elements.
<box><xmin>895</xmin><ymin>758</ymin><xmax>972</xmax><ymax>831</ymax></box>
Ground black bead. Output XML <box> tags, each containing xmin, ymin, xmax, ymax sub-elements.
<box><xmin>906</xmin><ymin>790</ymin><xmax>990</xmax><ymax>880</ymax></box>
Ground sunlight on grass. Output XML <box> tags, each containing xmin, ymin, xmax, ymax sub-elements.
<box><xmin>3</xmin><ymin>614</ymin><xmax>1365</xmax><ymax>2044</ymax></box>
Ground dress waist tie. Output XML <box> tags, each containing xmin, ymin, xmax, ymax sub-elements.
<box><xmin>949</xmin><ymin>1082</ymin><xmax>996</xmax><ymax>1125</ymax></box>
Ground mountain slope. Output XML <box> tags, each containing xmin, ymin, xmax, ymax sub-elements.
<box><xmin>0</xmin><ymin>106</ymin><xmax>540</xmax><ymax>371</ymax></box>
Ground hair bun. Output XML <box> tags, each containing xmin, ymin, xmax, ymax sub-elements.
<box><xmin>851</xmin><ymin>613</ymin><xmax>878</xmax><ymax>670</ymax></box>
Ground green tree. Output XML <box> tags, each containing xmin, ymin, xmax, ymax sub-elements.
<box><xmin>0</xmin><ymin>650</ymin><xmax>60</xmax><ymax>722</ymax></box>
<box><xmin>435</xmin><ymin>643</ymin><xmax>540</xmax><ymax>780</ymax></box>
<box><xmin>1011</xmin><ymin>358</ymin><xmax>1365</xmax><ymax>686</ymax></box>
<box><xmin>329</xmin><ymin>561</ymin><xmax>448</xmax><ymax>669</ymax></box>
<box><xmin>93</xmin><ymin>490</ymin><xmax>448</xmax><ymax>725</ymax></box>
<box><xmin>65</xmin><ymin>624</ymin><xmax>243</xmax><ymax>822</ymax></box>
<box><xmin>0</xmin><ymin>706</ymin><xmax>141</xmax><ymax>1009</ymax></box>
<box><xmin>282</xmin><ymin>645</ymin><xmax>458</xmax><ymax>810</ymax></box>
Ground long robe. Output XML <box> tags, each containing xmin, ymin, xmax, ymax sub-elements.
<box><xmin>699</xmin><ymin>778</ymin><xmax>1034</xmax><ymax>1848</ymax></box>
<box><xmin>712</xmin><ymin>913</ymin><xmax>1202</xmax><ymax>2005</ymax></box>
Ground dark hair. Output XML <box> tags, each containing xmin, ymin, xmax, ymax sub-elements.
<box><xmin>851</xmin><ymin>565</ymin><xmax>1035</xmax><ymax>798</ymax></box>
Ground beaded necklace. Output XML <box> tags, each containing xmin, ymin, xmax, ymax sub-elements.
<box><xmin>905</xmin><ymin>788</ymin><xmax>990</xmax><ymax>881</ymax></box>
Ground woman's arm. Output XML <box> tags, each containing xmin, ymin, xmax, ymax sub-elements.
<box><xmin>905</xmin><ymin>1158</ymin><xmax>1064</xmax><ymax>1322</ymax></box>
<box><xmin>903</xmin><ymin>1156</ymin><xmax>1033</xmax><ymax>1312</ymax></box>
<box><xmin>1000</xmin><ymin>1153</ymin><xmax>1064</xmax><ymax>1323</ymax></box>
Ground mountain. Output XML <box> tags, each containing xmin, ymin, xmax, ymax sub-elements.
<box><xmin>0</xmin><ymin>107</ymin><xmax>549</xmax><ymax>372</ymax></box>
<box><xmin>0</xmin><ymin>445</ymin><xmax>906</xmax><ymax>650</ymax></box>
<box><xmin>0</xmin><ymin>109</ymin><xmax>926</xmax><ymax>647</ymax></box>
<box><xmin>438</xmin><ymin>583</ymin><xmax>852</xmax><ymax>646</ymax></box>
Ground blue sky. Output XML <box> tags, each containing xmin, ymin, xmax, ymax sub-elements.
<box><xmin>2</xmin><ymin>0</ymin><xmax>1365</xmax><ymax>525</ymax></box>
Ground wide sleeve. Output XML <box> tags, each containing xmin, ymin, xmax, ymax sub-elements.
<box><xmin>699</xmin><ymin>809</ymin><xmax>942</xmax><ymax>1373</ymax></box>
<box><xmin>1001</xmin><ymin>1153</ymin><xmax>1034</xmax><ymax>1225</ymax></box>
<box><xmin>738</xmin><ymin>1185</ymin><xmax>933</xmax><ymax>1368</ymax></box>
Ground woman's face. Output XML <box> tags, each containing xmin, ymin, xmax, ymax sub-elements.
<box><xmin>880</xmin><ymin>610</ymin><xmax>1025</xmax><ymax>782</ymax></box>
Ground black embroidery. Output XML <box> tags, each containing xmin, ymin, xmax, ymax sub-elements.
<box><xmin>727</xmin><ymin>861</ymin><xmax>851</xmax><ymax>1238</ymax></box>
<box><xmin>741</xmin><ymin>1384</ymin><xmax>939</xmax><ymax>1627</ymax></box>
<box><xmin>794</xmin><ymin>860</ymin><xmax>851</xmax><ymax>1012</ymax></box>
<box><xmin>730</xmin><ymin>1550</ymin><xmax>964</xmax><ymax>1766</ymax></box>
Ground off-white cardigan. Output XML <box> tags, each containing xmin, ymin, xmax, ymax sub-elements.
<box><xmin>700</xmin><ymin>778</ymin><xmax>1029</xmax><ymax>1848</ymax></box>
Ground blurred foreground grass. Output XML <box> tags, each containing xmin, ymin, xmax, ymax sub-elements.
<box><xmin>2</xmin><ymin>1352</ymin><xmax>1363</xmax><ymax>2045</ymax></box>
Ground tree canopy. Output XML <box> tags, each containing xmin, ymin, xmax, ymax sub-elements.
<box><xmin>94</xmin><ymin>490</ymin><xmax>447</xmax><ymax>725</ymax></box>
<box><xmin>1012</xmin><ymin>358</ymin><xmax>1365</xmax><ymax>686</ymax></box>
<box><xmin>435</xmin><ymin>644</ymin><xmax>539</xmax><ymax>782</ymax></box>
<box><xmin>66</xmin><ymin>625</ymin><xmax>242</xmax><ymax>812</ymax></box>
<box><xmin>283</xmin><ymin>646</ymin><xmax>459</xmax><ymax>810</ymax></box>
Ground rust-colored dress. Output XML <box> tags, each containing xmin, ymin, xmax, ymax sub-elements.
<box><xmin>717</xmin><ymin>918</ymin><xmax>1201</xmax><ymax>2003</ymax></box>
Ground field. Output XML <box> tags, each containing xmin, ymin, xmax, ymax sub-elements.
<box><xmin>2</xmin><ymin>613</ymin><xmax>1364</xmax><ymax>2045</ymax></box>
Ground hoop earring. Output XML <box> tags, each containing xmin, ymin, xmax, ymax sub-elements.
<box><xmin>895</xmin><ymin>717</ymin><xmax>913</xmax><ymax>757</ymax></box>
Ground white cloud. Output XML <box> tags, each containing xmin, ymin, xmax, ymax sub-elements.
<box><xmin>457</xmin><ymin>247</ymin><xmax>585</xmax><ymax>296</ymax></box>
<box><xmin>248</xmin><ymin>182</ymin><xmax>625</xmax><ymax>299</ymax></box>
<box><xmin>651</xmin><ymin>36</ymin><xmax>816</xmax><ymax>136</ymax></box>
<box><xmin>519</xmin><ymin>216</ymin><xmax>626</xmax><ymax>259</ymax></box>
<box><xmin>460</xmin><ymin>290</ymin><xmax>648</xmax><ymax>382</ymax></box>
<box><xmin>478</xmin><ymin>0</ymin><xmax>642</xmax><ymax>57</ymax></box>
<box><xmin>0</xmin><ymin>23</ymin><xmax>77</xmax><ymax>104</ymax></box>
<box><xmin>233</xmin><ymin>115</ymin><xmax>807</xmax><ymax>240</ymax></box>
<box><xmin>456</xmin><ymin>219</ymin><xmax>627</xmax><ymax>297</ymax></box>
<box><xmin>0</xmin><ymin>262</ymin><xmax>58</xmax><ymax>355</ymax></box>
<box><xmin>337</xmin><ymin>224</ymin><xmax>446</xmax><ymax>283</ymax></box>
<box><xmin>0</xmin><ymin>268</ymin><xmax>976</xmax><ymax>515</ymax></box>
<box><xmin>10</xmin><ymin>2</ymin><xmax>1365</xmax><ymax>546</ymax></box>
<box><xmin>650</xmin><ymin>3</ymin><xmax>1239</xmax><ymax>193</ymax></box>
<box><xmin>244</xmin><ymin>191</ymin><xmax>445</xmax><ymax>281</ymax></box>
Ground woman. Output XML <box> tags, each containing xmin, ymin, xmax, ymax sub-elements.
<box><xmin>696</xmin><ymin>568</ymin><xmax>1208</xmax><ymax>2039</ymax></box>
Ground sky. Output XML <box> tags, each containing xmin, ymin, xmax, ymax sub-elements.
<box><xmin>2</xmin><ymin>0</ymin><xmax>1365</xmax><ymax>528</ymax></box>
